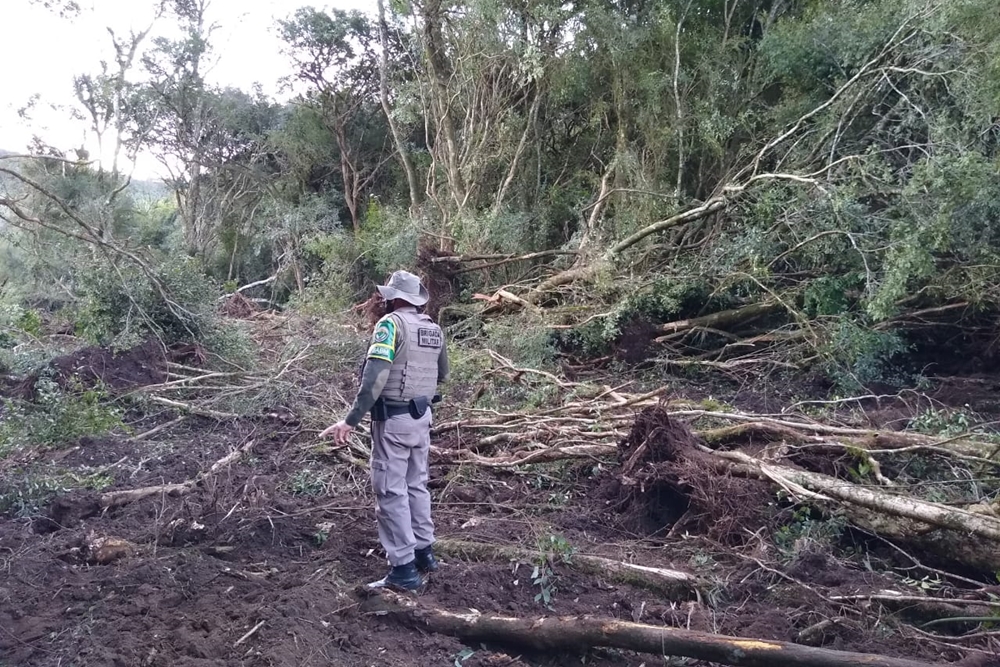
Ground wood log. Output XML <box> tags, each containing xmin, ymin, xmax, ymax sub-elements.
<box><xmin>714</xmin><ymin>450</ymin><xmax>1000</xmax><ymax>542</ymax></box>
<box><xmin>657</xmin><ymin>301</ymin><xmax>784</xmax><ymax>336</ymax></box>
<box><xmin>360</xmin><ymin>588</ymin><xmax>943</xmax><ymax>667</ymax></box>
<box><xmin>435</xmin><ymin>539</ymin><xmax>702</xmax><ymax>600</ymax></box>
<box><xmin>431</xmin><ymin>443</ymin><xmax>617</xmax><ymax>467</ymax></box>
<box><xmin>711</xmin><ymin>449</ymin><xmax>1000</xmax><ymax>571</ymax></box>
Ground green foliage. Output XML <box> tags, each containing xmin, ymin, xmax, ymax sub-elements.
<box><xmin>773</xmin><ymin>505</ymin><xmax>848</xmax><ymax>557</ymax></box>
<box><xmin>0</xmin><ymin>376</ymin><xmax>123</xmax><ymax>457</ymax></box>
<box><xmin>819</xmin><ymin>319</ymin><xmax>911</xmax><ymax>392</ymax></box>
<box><xmin>75</xmin><ymin>256</ymin><xmax>235</xmax><ymax>355</ymax></box>
<box><xmin>559</xmin><ymin>278</ymin><xmax>710</xmax><ymax>356</ymax></box>
<box><xmin>9</xmin><ymin>0</ymin><xmax>1000</xmax><ymax>396</ymax></box>
<box><xmin>0</xmin><ymin>469</ymin><xmax>114</xmax><ymax>517</ymax></box>
<box><xmin>803</xmin><ymin>275</ymin><xmax>863</xmax><ymax>317</ymax></box>
<box><xmin>292</xmin><ymin>232</ymin><xmax>368</xmax><ymax>315</ymax></box>
<box><xmin>286</xmin><ymin>466</ymin><xmax>329</xmax><ymax>496</ymax></box>
<box><xmin>531</xmin><ymin>533</ymin><xmax>575</xmax><ymax>609</ymax></box>
<box><xmin>480</xmin><ymin>314</ymin><xmax>557</xmax><ymax>371</ymax></box>
<box><xmin>909</xmin><ymin>407</ymin><xmax>974</xmax><ymax>437</ymax></box>
<box><xmin>357</xmin><ymin>202</ymin><xmax>418</xmax><ymax>277</ymax></box>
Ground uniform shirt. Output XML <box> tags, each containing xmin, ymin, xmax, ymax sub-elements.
<box><xmin>344</xmin><ymin>306</ymin><xmax>449</xmax><ymax>427</ymax></box>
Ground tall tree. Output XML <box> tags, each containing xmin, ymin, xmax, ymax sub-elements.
<box><xmin>278</xmin><ymin>7</ymin><xmax>394</xmax><ymax>232</ymax></box>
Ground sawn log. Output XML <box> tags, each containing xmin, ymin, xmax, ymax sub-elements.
<box><xmin>360</xmin><ymin>588</ymin><xmax>943</xmax><ymax>667</ymax></box>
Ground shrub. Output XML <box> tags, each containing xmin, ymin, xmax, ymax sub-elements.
<box><xmin>558</xmin><ymin>277</ymin><xmax>711</xmax><ymax>357</ymax></box>
<box><xmin>291</xmin><ymin>231</ymin><xmax>372</xmax><ymax>315</ymax></box>
<box><xmin>74</xmin><ymin>255</ymin><xmax>252</xmax><ymax>366</ymax></box>
<box><xmin>76</xmin><ymin>256</ymin><xmax>219</xmax><ymax>350</ymax></box>
<box><xmin>0</xmin><ymin>376</ymin><xmax>124</xmax><ymax>457</ymax></box>
<box><xmin>819</xmin><ymin>318</ymin><xmax>911</xmax><ymax>392</ymax></box>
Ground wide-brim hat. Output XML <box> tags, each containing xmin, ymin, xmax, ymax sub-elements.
<box><xmin>376</xmin><ymin>270</ymin><xmax>429</xmax><ymax>306</ymax></box>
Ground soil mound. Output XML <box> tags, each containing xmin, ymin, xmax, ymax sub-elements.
<box><xmin>13</xmin><ymin>338</ymin><xmax>168</xmax><ymax>399</ymax></box>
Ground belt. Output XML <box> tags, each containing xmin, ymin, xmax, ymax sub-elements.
<box><xmin>370</xmin><ymin>399</ymin><xmax>422</xmax><ymax>422</ymax></box>
<box><xmin>379</xmin><ymin>403</ymin><xmax>412</xmax><ymax>419</ymax></box>
<box><xmin>370</xmin><ymin>395</ymin><xmax>442</xmax><ymax>422</ymax></box>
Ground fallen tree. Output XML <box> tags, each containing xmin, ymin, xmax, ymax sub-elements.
<box><xmin>434</xmin><ymin>538</ymin><xmax>704</xmax><ymax>600</ymax></box>
<box><xmin>359</xmin><ymin>588</ymin><xmax>944</xmax><ymax>667</ymax></box>
<box><xmin>433</xmin><ymin>375</ymin><xmax>1000</xmax><ymax>573</ymax></box>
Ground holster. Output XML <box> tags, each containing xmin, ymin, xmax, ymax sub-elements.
<box><xmin>370</xmin><ymin>399</ymin><xmax>390</xmax><ymax>422</ymax></box>
<box><xmin>408</xmin><ymin>395</ymin><xmax>429</xmax><ymax>419</ymax></box>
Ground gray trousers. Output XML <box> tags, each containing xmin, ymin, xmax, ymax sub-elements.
<box><xmin>369</xmin><ymin>409</ymin><xmax>434</xmax><ymax>566</ymax></box>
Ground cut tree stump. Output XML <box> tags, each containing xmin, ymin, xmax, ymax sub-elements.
<box><xmin>359</xmin><ymin>588</ymin><xmax>944</xmax><ymax>667</ymax></box>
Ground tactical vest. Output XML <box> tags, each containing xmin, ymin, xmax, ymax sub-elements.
<box><xmin>380</xmin><ymin>308</ymin><xmax>443</xmax><ymax>402</ymax></box>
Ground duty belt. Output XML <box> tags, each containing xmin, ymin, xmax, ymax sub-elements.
<box><xmin>370</xmin><ymin>395</ymin><xmax>441</xmax><ymax>422</ymax></box>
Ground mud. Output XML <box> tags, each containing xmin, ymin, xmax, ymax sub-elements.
<box><xmin>0</xmin><ymin>366</ymin><xmax>984</xmax><ymax>666</ymax></box>
<box><xmin>10</xmin><ymin>338</ymin><xmax>168</xmax><ymax>399</ymax></box>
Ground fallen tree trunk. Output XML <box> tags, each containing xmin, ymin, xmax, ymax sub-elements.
<box><xmin>711</xmin><ymin>449</ymin><xmax>1000</xmax><ymax>572</ymax></box>
<box><xmin>431</xmin><ymin>443</ymin><xmax>617</xmax><ymax>467</ymax></box>
<box><xmin>714</xmin><ymin>450</ymin><xmax>1000</xmax><ymax>542</ymax></box>
<box><xmin>360</xmin><ymin>588</ymin><xmax>943</xmax><ymax>667</ymax></box>
<box><xmin>435</xmin><ymin>539</ymin><xmax>702</xmax><ymax>600</ymax></box>
<box><xmin>432</xmin><ymin>433</ymin><xmax>1000</xmax><ymax>571</ymax></box>
<box><xmin>657</xmin><ymin>301</ymin><xmax>784</xmax><ymax>336</ymax></box>
<box><xmin>674</xmin><ymin>410</ymin><xmax>1000</xmax><ymax>461</ymax></box>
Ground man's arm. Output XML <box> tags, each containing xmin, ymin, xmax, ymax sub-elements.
<box><xmin>437</xmin><ymin>339</ymin><xmax>449</xmax><ymax>384</ymax></box>
<box><xmin>319</xmin><ymin>315</ymin><xmax>399</xmax><ymax>443</ymax></box>
<box><xmin>344</xmin><ymin>358</ymin><xmax>391</xmax><ymax>427</ymax></box>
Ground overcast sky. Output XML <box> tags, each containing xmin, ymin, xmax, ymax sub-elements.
<box><xmin>2</xmin><ymin>0</ymin><xmax>370</xmax><ymax>178</ymax></box>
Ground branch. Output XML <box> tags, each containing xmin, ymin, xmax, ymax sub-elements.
<box><xmin>100</xmin><ymin>439</ymin><xmax>254</xmax><ymax>509</ymax></box>
<box><xmin>218</xmin><ymin>273</ymin><xmax>278</xmax><ymax>301</ymax></box>
<box><xmin>435</xmin><ymin>539</ymin><xmax>702</xmax><ymax>599</ymax></box>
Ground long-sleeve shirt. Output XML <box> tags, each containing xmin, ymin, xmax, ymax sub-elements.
<box><xmin>344</xmin><ymin>308</ymin><xmax>449</xmax><ymax>427</ymax></box>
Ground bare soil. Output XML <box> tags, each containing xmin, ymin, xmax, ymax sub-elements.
<box><xmin>1</xmin><ymin>344</ymin><xmax>995</xmax><ymax>666</ymax></box>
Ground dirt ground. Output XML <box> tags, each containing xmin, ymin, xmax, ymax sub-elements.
<box><xmin>1</xmin><ymin>341</ymin><xmax>997</xmax><ymax>666</ymax></box>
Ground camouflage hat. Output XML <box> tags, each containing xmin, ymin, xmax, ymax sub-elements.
<box><xmin>376</xmin><ymin>270</ymin><xmax>430</xmax><ymax>306</ymax></box>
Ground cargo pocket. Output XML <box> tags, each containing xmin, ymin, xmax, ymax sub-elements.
<box><xmin>371</xmin><ymin>458</ymin><xmax>389</xmax><ymax>496</ymax></box>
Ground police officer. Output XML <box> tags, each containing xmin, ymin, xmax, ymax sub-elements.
<box><xmin>320</xmin><ymin>270</ymin><xmax>448</xmax><ymax>591</ymax></box>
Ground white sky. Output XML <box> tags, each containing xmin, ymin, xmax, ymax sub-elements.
<box><xmin>1</xmin><ymin>0</ymin><xmax>372</xmax><ymax>178</ymax></box>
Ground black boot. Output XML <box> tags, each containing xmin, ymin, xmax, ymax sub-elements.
<box><xmin>366</xmin><ymin>561</ymin><xmax>423</xmax><ymax>592</ymax></box>
<box><xmin>414</xmin><ymin>545</ymin><xmax>439</xmax><ymax>573</ymax></box>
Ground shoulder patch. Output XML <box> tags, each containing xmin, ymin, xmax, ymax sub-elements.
<box><xmin>367</xmin><ymin>319</ymin><xmax>397</xmax><ymax>362</ymax></box>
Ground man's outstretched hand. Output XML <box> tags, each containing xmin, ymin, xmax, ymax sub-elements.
<box><xmin>319</xmin><ymin>421</ymin><xmax>354</xmax><ymax>445</ymax></box>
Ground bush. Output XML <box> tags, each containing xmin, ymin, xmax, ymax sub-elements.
<box><xmin>0</xmin><ymin>469</ymin><xmax>114</xmax><ymax>517</ymax></box>
<box><xmin>0</xmin><ymin>376</ymin><xmax>124</xmax><ymax>457</ymax></box>
<box><xmin>291</xmin><ymin>231</ymin><xmax>372</xmax><ymax>315</ymax></box>
<box><xmin>356</xmin><ymin>201</ymin><xmax>418</xmax><ymax>277</ymax></box>
<box><xmin>291</xmin><ymin>201</ymin><xmax>421</xmax><ymax>316</ymax></box>
<box><xmin>558</xmin><ymin>277</ymin><xmax>711</xmax><ymax>357</ymax></box>
<box><xmin>480</xmin><ymin>313</ymin><xmax>558</xmax><ymax>370</ymax></box>
<box><xmin>819</xmin><ymin>318</ymin><xmax>911</xmax><ymax>392</ymax></box>
<box><xmin>74</xmin><ymin>255</ymin><xmax>252</xmax><ymax>365</ymax></box>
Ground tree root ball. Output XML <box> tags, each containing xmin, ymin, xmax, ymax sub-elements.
<box><xmin>612</xmin><ymin>405</ymin><xmax>775</xmax><ymax>544</ymax></box>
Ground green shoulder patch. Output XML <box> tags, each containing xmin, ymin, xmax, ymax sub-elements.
<box><xmin>367</xmin><ymin>318</ymin><xmax>397</xmax><ymax>362</ymax></box>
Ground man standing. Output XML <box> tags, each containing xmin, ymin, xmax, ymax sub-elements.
<box><xmin>320</xmin><ymin>270</ymin><xmax>448</xmax><ymax>591</ymax></box>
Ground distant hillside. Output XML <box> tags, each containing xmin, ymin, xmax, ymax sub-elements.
<box><xmin>128</xmin><ymin>177</ymin><xmax>170</xmax><ymax>203</ymax></box>
<box><xmin>0</xmin><ymin>148</ymin><xmax>170</xmax><ymax>202</ymax></box>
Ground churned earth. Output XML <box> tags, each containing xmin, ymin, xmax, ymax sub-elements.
<box><xmin>0</xmin><ymin>338</ymin><xmax>994</xmax><ymax>667</ymax></box>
